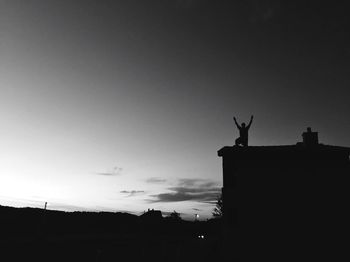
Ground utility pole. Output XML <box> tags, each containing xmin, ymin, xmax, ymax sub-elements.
<box><xmin>41</xmin><ymin>201</ymin><xmax>48</xmax><ymax>241</ymax></box>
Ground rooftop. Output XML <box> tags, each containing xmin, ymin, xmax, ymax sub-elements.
<box><xmin>218</xmin><ymin>128</ymin><xmax>350</xmax><ymax>167</ymax></box>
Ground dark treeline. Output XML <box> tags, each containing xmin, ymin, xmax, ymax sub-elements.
<box><xmin>0</xmin><ymin>205</ymin><xmax>223</xmax><ymax>262</ymax></box>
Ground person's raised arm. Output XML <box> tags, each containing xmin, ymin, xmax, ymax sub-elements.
<box><xmin>247</xmin><ymin>115</ymin><xmax>254</xmax><ymax>129</ymax></box>
<box><xmin>233</xmin><ymin>117</ymin><xmax>240</xmax><ymax>129</ymax></box>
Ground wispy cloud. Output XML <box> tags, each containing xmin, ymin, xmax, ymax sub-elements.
<box><xmin>149</xmin><ymin>178</ymin><xmax>220</xmax><ymax>203</ymax></box>
<box><xmin>145</xmin><ymin>177</ymin><xmax>167</xmax><ymax>184</ymax></box>
<box><xmin>96</xmin><ymin>166</ymin><xmax>123</xmax><ymax>176</ymax></box>
<box><xmin>177</xmin><ymin>178</ymin><xmax>217</xmax><ymax>188</ymax></box>
<box><xmin>151</xmin><ymin>191</ymin><xmax>219</xmax><ymax>203</ymax></box>
<box><xmin>120</xmin><ymin>190</ymin><xmax>145</xmax><ymax>197</ymax></box>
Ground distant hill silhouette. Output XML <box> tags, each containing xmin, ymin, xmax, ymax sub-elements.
<box><xmin>0</xmin><ymin>204</ymin><xmax>223</xmax><ymax>262</ymax></box>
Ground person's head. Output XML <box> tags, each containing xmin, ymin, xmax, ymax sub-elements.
<box><xmin>242</xmin><ymin>122</ymin><xmax>246</xmax><ymax>127</ymax></box>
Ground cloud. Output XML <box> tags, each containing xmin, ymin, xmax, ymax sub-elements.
<box><xmin>145</xmin><ymin>177</ymin><xmax>167</xmax><ymax>184</ymax></box>
<box><xmin>151</xmin><ymin>191</ymin><xmax>219</xmax><ymax>203</ymax></box>
<box><xmin>177</xmin><ymin>178</ymin><xmax>217</xmax><ymax>188</ymax></box>
<box><xmin>167</xmin><ymin>186</ymin><xmax>220</xmax><ymax>194</ymax></box>
<box><xmin>120</xmin><ymin>190</ymin><xmax>145</xmax><ymax>197</ymax></box>
<box><xmin>96</xmin><ymin>166</ymin><xmax>123</xmax><ymax>176</ymax></box>
<box><xmin>149</xmin><ymin>178</ymin><xmax>221</xmax><ymax>203</ymax></box>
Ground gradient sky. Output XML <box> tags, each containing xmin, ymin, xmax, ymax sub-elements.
<box><xmin>1</xmin><ymin>1</ymin><xmax>349</xmax><ymax>219</ymax></box>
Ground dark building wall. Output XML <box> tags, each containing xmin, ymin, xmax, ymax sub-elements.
<box><xmin>218</xmin><ymin>144</ymin><xmax>350</xmax><ymax>261</ymax></box>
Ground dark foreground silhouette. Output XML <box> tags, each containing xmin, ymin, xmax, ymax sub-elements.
<box><xmin>219</xmin><ymin>127</ymin><xmax>350</xmax><ymax>262</ymax></box>
<box><xmin>0</xmin><ymin>205</ymin><xmax>223</xmax><ymax>262</ymax></box>
<box><xmin>3</xmin><ymin>128</ymin><xmax>349</xmax><ymax>262</ymax></box>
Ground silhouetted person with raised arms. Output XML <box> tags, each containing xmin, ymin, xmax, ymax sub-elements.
<box><xmin>234</xmin><ymin>115</ymin><xmax>253</xmax><ymax>147</ymax></box>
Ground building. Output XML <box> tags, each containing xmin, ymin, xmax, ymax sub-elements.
<box><xmin>218</xmin><ymin>128</ymin><xmax>350</xmax><ymax>261</ymax></box>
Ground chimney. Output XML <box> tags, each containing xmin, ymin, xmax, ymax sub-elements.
<box><xmin>302</xmin><ymin>127</ymin><xmax>319</xmax><ymax>146</ymax></box>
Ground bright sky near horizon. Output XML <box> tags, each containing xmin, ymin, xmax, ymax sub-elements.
<box><xmin>1</xmin><ymin>1</ymin><xmax>349</xmax><ymax>219</ymax></box>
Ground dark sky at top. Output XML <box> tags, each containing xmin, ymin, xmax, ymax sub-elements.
<box><xmin>2</xmin><ymin>0</ymin><xmax>349</xmax><ymax>143</ymax></box>
<box><xmin>1</xmin><ymin>0</ymin><xmax>349</xmax><ymax>217</ymax></box>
